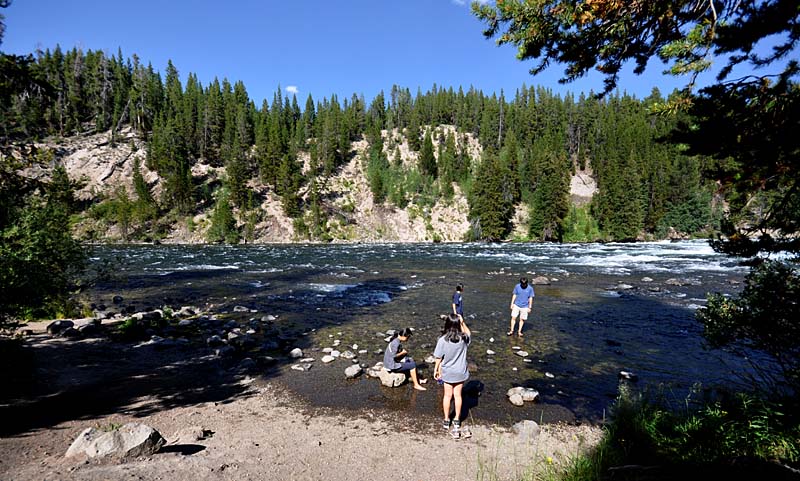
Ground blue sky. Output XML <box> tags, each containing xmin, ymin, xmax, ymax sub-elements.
<box><xmin>0</xmin><ymin>0</ymin><xmax>769</xmax><ymax>106</ymax></box>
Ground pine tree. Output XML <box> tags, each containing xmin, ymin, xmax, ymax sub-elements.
<box><xmin>419</xmin><ymin>129</ymin><xmax>437</xmax><ymax>178</ymax></box>
<box><xmin>467</xmin><ymin>153</ymin><xmax>514</xmax><ymax>241</ymax></box>
<box><xmin>207</xmin><ymin>188</ymin><xmax>239</xmax><ymax>244</ymax></box>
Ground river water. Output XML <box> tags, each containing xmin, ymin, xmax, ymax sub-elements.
<box><xmin>89</xmin><ymin>240</ymin><xmax>754</xmax><ymax>425</ymax></box>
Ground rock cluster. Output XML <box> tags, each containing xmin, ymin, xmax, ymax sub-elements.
<box><xmin>507</xmin><ymin>387</ymin><xmax>539</xmax><ymax>406</ymax></box>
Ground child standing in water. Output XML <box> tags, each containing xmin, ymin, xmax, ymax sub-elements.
<box><xmin>383</xmin><ymin>328</ymin><xmax>427</xmax><ymax>391</ymax></box>
<box><xmin>452</xmin><ymin>283</ymin><xmax>464</xmax><ymax>318</ymax></box>
<box><xmin>434</xmin><ymin>313</ymin><xmax>472</xmax><ymax>439</ymax></box>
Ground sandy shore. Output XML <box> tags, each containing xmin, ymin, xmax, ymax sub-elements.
<box><xmin>0</xmin><ymin>326</ymin><xmax>601</xmax><ymax>481</ymax></box>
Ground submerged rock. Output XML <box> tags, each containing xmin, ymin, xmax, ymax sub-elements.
<box><xmin>289</xmin><ymin>348</ymin><xmax>303</xmax><ymax>358</ymax></box>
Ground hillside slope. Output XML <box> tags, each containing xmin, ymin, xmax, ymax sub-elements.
<box><xmin>30</xmin><ymin>126</ymin><xmax>595</xmax><ymax>243</ymax></box>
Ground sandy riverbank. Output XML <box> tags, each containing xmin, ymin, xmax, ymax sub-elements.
<box><xmin>1</xmin><ymin>326</ymin><xmax>601</xmax><ymax>481</ymax></box>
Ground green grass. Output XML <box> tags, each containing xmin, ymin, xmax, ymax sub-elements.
<box><xmin>555</xmin><ymin>385</ymin><xmax>800</xmax><ymax>480</ymax></box>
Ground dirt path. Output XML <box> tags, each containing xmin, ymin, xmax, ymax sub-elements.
<box><xmin>0</xmin><ymin>327</ymin><xmax>601</xmax><ymax>481</ymax></box>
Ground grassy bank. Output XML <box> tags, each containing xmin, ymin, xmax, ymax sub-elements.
<box><xmin>533</xmin><ymin>384</ymin><xmax>800</xmax><ymax>481</ymax></box>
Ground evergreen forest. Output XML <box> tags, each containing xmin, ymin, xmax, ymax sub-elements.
<box><xmin>1</xmin><ymin>47</ymin><xmax>718</xmax><ymax>243</ymax></box>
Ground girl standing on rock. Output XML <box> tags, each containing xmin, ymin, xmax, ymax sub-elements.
<box><xmin>433</xmin><ymin>313</ymin><xmax>471</xmax><ymax>439</ymax></box>
<box><xmin>383</xmin><ymin>328</ymin><xmax>427</xmax><ymax>391</ymax></box>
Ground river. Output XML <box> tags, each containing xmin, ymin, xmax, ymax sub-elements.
<box><xmin>88</xmin><ymin>240</ymin><xmax>755</xmax><ymax>425</ymax></box>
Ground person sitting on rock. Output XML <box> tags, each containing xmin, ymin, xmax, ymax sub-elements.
<box><xmin>383</xmin><ymin>327</ymin><xmax>427</xmax><ymax>391</ymax></box>
<box><xmin>434</xmin><ymin>313</ymin><xmax>472</xmax><ymax>439</ymax></box>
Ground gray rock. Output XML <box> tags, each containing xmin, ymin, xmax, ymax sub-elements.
<box><xmin>233</xmin><ymin>305</ymin><xmax>249</xmax><ymax>312</ymax></box>
<box><xmin>641</xmin><ymin>277</ymin><xmax>654</xmax><ymax>283</ymax></box>
<box><xmin>344</xmin><ymin>365</ymin><xmax>363</xmax><ymax>379</ymax></box>
<box><xmin>330</xmin><ymin>350</ymin><xmax>341</xmax><ymax>358</ymax></box>
<box><xmin>509</xmin><ymin>393</ymin><xmax>524</xmax><ymax>406</ymax></box>
<box><xmin>507</xmin><ymin>386</ymin><xmax>525</xmax><ymax>397</ymax></box>
<box><xmin>261</xmin><ymin>315</ymin><xmax>277</xmax><ymax>322</ymax></box>
<box><xmin>112</xmin><ymin>295</ymin><xmax>124</xmax><ymax>304</ymax></box>
<box><xmin>61</xmin><ymin>327</ymin><xmax>82</xmax><ymax>338</ymax></box>
<box><xmin>206</xmin><ymin>335</ymin><xmax>224</xmax><ymax>347</ymax></box>
<box><xmin>131</xmin><ymin>310</ymin><xmax>163</xmax><ymax>322</ymax></box>
<box><xmin>238</xmin><ymin>358</ymin><xmax>257</xmax><ymax>371</ymax></box>
<box><xmin>486</xmin><ymin>349</ymin><xmax>495</xmax><ymax>355</ymax></box>
<box><xmin>65</xmin><ymin>423</ymin><xmax>165</xmax><ymax>458</ymax></box>
<box><xmin>515</xmin><ymin>351</ymin><xmax>529</xmax><ymax>357</ymax></box>
<box><xmin>214</xmin><ymin>346</ymin><xmax>235</xmax><ymax>357</ymax></box>
<box><xmin>78</xmin><ymin>323</ymin><xmax>103</xmax><ymax>337</ymax></box>
<box><xmin>378</xmin><ymin>368</ymin><xmax>406</xmax><ymax>387</ymax></box>
<box><xmin>290</xmin><ymin>364</ymin><xmax>308</xmax><ymax>372</ymax></box>
<box><xmin>47</xmin><ymin>320</ymin><xmax>74</xmax><ymax>336</ymax></box>
<box><xmin>619</xmin><ymin>370</ymin><xmax>638</xmax><ymax>382</ymax></box>
<box><xmin>321</xmin><ymin>355</ymin><xmax>335</xmax><ymax>363</ymax></box>
<box><xmin>615</xmin><ymin>283</ymin><xmax>634</xmax><ymax>290</ymax></box>
<box><xmin>512</xmin><ymin>420</ymin><xmax>541</xmax><ymax>441</ymax></box>
<box><xmin>299</xmin><ymin>357</ymin><xmax>315</xmax><ymax>363</ymax></box>
<box><xmin>340</xmin><ymin>350</ymin><xmax>356</xmax><ymax>360</ymax></box>
<box><xmin>545</xmin><ymin>372</ymin><xmax>555</xmax><ymax>379</ymax></box>
<box><xmin>530</xmin><ymin>276</ymin><xmax>550</xmax><ymax>285</ymax></box>
<box><xmin>522</xmin><ymin>388</ymin><xmax>539</xmax><ymax>402</ymax></box>
<box><xmin>289</xmin><ymin>348</ymin><xmax>303</xmax><ymax>359</ymax></box>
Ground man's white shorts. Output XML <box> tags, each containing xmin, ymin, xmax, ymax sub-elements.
<box><xmin>511</xmin><ymin>305</ymin><xmax>530</xmax><ymax>320</ymax></box>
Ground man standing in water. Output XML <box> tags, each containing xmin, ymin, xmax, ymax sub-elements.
<box><xmin>508</xmin><ymin>277</ymin><xmax>534</xmax><ymax>337</ymax></box>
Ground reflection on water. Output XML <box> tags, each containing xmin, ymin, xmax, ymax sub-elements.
<box><xmin>89</xmin><ymin>241</ymin><xmax>755</xmax><ymax>424</ymax></box>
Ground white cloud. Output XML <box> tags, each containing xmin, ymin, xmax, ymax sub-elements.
<box><xmin>453</xmin><ymin>0</ymin><xmax>490</xmax><ymax>5</ymax></box>
<box><xmin>285</xmin><ymin>85</ymin><xmax>299</xmax><ymax>95</ymax></box>
<box><xmin>452</xmin><ymin>0</ymin><xmax>466</xmax><ymax>5</ymax></box>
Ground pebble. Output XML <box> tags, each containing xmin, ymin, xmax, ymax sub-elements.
<box><xmin>489</xmin><ymin>337</ymin><xmax>495</xmax><ymax>343</ymax></box>
<box><xmin>512</xmin><ymin>346</ymin><xmax>521</xmax><ymax>351</ymax></box>
<box><xmin>515</xmin><ymin>351</ymin><xmax>529</xmax><ymax>357</ymax></box>
<box><xmin>290</xmin><ymin>364</ymin><xmax>307</xmax><ymax>372</ymax></box>
<box><xmin>486</xmin><ymin>349</ymin><xmax>495</xmax><ymax>355</ymax></box>
<box><xmin>331</xmin><ymin>350</ymin><xmax>341</xmax><ymax>358</ymax></box>
<box><xmin>321</xmin><ymin>355</ymin><xmax>335</xmax><ymax>363</ymax></box>
<box><xmin>299</xmin><ymin>358</ymin><xmax>315</xmax><ymax>363</ymax></box>
<box><xmin>545</xmin><ymin>372</ymin><xmax>555</xmax><ymax>378</ymax></box>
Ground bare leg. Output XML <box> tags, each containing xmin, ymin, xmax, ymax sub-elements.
<box><xmin>518</xmin><ymin>318</ymin><xmax>525</xmax><ymax>336</ymax></box>
<box><xmin>443</xmin><ymin>383</ymin><xmax>454</xmax><ymax>420</ymax></box>
<box><xmin>453</xmin><ymin>383</ymin><xmax>464</xmax><ymax>421</ymax></box>
<box><xmin>409</xmin><ymin>368</ymin><xmax>427</xmax><ymax>391</ymax></box>
<box><xmin>508</xmin><ymin>316</ymin><xmax>516</xmax><ymax>335</ymax></box>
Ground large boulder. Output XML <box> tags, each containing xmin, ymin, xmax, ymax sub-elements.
<box><xmin>378</xmin><ymin>368</ymin><xmax>406</xmax><ymax>387</ymax></box>
<box><xmin>66</xmin><ymin>423</ymin><xmax>165</xmax><ymax>459</ymax></box>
